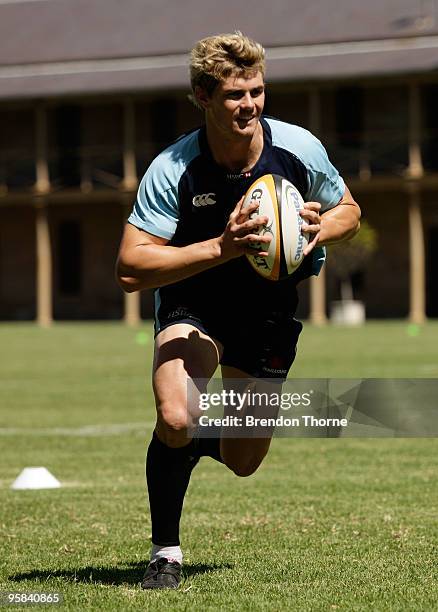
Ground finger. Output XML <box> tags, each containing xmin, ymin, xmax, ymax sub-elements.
<box><xmin>301</xmin><ymin>223</ymin><xmax>321</xmax><ymax>234</ymax></box>
<box><xmin>236</xmin><ymin>201</ymin><xmax>260</xmax><ymax>224</ymax></box>
<box><xmin>302</xmin><ymin>201</ymin><xmax>321</xmax><ymax>212</ymax></box>
<box><xmin>229</xmin><ymin>196</ymin><xmax>246</xmax><ymax>223</ymax></box>
<box><xmin>300</xmin><ymin>210</ymin><xmax>321</xmax><ymax>224</ymax></box>
<box><xmin>234</xmin><ymin>196</ymin><xmax>245</xmax><ymax>212</ymax></box>
<box><xmin>243</xmin><ymin>247</ymin><xmax>270</xmax><ymax>257</ymax></box>
<box><xmin>235</xmin><ymin>233</ymin><xmax>272</xmax><ymax>246</ymax></box>
<box><xmin>229</xmin><ymin>218</ymin><xmax>266</xmax><ymax>237</ymax></box>
<box><xmin>303</xmin><ymin>232</ymin><xmax>320</xmax><ymax>256</ymax></box>
<box><xmin>235</xmin><ymin>217</ymin><xmax>269</xmax><ymax>236</ymax></box>
<box><xmin>237</xmin><ymin>198</ymin><xmax>258</xmax><ymax>215</ymax></box>
<box><xmin>243</xmin><ymin>239</ymin><xmax>271</xmax><ymax>255</ymax></box>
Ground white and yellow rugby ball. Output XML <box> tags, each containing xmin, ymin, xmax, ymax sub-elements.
<box><xmin>242</xmin><ymin>174</ymin><xmax>309</xmax><ymax>281</ymax></box>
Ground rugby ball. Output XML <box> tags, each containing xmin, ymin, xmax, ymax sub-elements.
<box><xmin>242</xmin><ymin>174</ymin><xmax>309</xmax><ymax>281</ymax></box>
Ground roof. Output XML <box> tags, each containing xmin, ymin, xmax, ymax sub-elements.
<box><xmin>1</xmin><ymin>0</ymin><xmax>438</xmax><ymax>99</ymax></box>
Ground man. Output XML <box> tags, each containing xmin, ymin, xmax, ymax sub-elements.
<box><xmin>116</xmin><ymin>32</ymin><xmax>360</xmax><ymax>589</ymax></box>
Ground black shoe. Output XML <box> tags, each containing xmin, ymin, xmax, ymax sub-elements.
<box><xmin>141</xmin><ymin>557</ymin><xmax>182</xmax><ymax>590</ymax></box>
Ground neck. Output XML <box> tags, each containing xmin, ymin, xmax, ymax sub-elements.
<box><xmin>205</xmin><ymin>121</ymin><xmax>264</xmax><ymax>172</ymax></box>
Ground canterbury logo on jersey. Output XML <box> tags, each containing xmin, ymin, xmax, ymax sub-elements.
<box><xmin>192</xmin><ymin>193</ymin><xmax>216</xmax><ymax>207</ymax></box>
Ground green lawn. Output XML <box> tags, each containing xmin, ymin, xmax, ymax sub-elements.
<box><xmin>0</xmin><ymin>322</ymin><xmax>437</xmax><ymax>611</ymax></box>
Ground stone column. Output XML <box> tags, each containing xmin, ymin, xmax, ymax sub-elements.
<box><xmin>308</xmin><ymin>88</ymin><xmax>327</xmax><ymax>325</ymax></box>
<box><xmin>35</xmin><ymin>198</ymin><xmax>52</xmax><ymax>327</ymax></box>
<box><xmin>407</xmin><ymin>82</ymin><xmax>426</xmax><ymax>324</ymax></box>
<box><xmin>310</xmin><ymin>265</ymin><xmax>327</xmax><ymax>326</ymax></box>
<box><xmin>121</xmin><ymin>99</ymin><xmax>140</xmax><ymax>325</ymax></box>
<box><xmin>121</xmin><ymin>196</ymin><xmax>141</xmax><ymax>327</ymax></box>
<box><xmin>408</xmin><ymin>184</ymin><xmax>426</xmax><ymax>324</ymax></box>
<box><xmin>124</xmin><ymin>283</ymin><xmax>141</xmax><ymax>327</ymax></box>
<box><xmin>408</xmin><ymin>83</ymin><xmax>424</xmax><ymax>180</ymax></box>
<box><xmin>123</xmin><ymin>98</ymin><xmax>138</xmax><ymax>191</ymax></box>
<box><xmin>34</xmin><ymin>104</ymin><xmax>52</xmax><ymax>326</ymax></box>
<box><xmin>35</xmin><ymin>104</ymin><xmax>50</xmax><ymax>194</ymax></box>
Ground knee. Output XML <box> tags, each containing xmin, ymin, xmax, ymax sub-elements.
<box><xmin>156</xmin><ymin>401</ymin><xmax>191</xmax><ymax>447</ymax></box>
<box><xmin>229</xmin><ymin>458</ymin><xmax>262</xmax><ymax>478</ymax></box>
<box><xmin>222</xmin><ymin>443</ymin><xmax>269</xmax><ymax>477</ymax></box>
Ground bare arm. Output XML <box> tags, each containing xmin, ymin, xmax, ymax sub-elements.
<box><xmin>318</xmin><ymin>185</ymin><xmax>361</xmax><ymax>245</ymax></box>
<box><xmin>301</xmin><ymin>185</ymin><xmax>361</xmax><ymax>256</ymax></box>
<box><xmin>116</xmin><ymin>199</ymin><xmax>271</xmax><ymax>292</ymax></box>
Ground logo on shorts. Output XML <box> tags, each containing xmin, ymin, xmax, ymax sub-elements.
<box><xmin>263</xmin><ymin>355</ymin><xmax>287</xmax><ymax>376</ymax></box>
<box><xmin>193</xmin><ymin>193</ymin><xmax>216</xmax><ymax>207</ymax></box>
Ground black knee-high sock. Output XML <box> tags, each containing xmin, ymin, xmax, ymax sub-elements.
<box><xmin>193</xmin><ymin>423</ymin><xmax>223</xmax><ymax>463</ymax></box>
<box><xmin>194</xmin><ymin>436</ymin><xmax>223</xmax><ymax>463</ymax></box>
<box><xmin>146</xmin><ymin>432</ymin><xmax>199</xmax><ymax>546</ymax></box>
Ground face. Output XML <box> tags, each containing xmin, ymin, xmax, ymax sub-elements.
<box><xmin>198</xmin><ymin>71</ymin><xmax>265</xmax><ymax>139</ymax></box>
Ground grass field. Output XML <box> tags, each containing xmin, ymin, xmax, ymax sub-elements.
<box><xmin>0</xmin><ymin>321</ymin><xmax>437</xmax><ymax>611</ymax></box>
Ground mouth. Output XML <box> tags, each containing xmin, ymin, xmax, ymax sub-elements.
<box><xmin>236</xmin><ymin>116</ymin><xmax>256</xmax><ymax>127</ymax></box>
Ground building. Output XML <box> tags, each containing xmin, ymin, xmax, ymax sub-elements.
<box><xmin>1</xmin><ymin>0</ymin><xmax>437</xmax><ymax>324</ymax></box>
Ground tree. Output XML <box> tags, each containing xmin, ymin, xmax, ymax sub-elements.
<box><xmin>327</xmin><ymin>221</ymin><xmax>378</xmax><ymax>301</ymax></box>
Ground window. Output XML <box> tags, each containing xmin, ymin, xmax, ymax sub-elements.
<box><xmin>328</xmin><ymin>86</ymin><xmax>365</xmax><ymax>175</ymax></box>
<box><xmin>58</xmin><ymin>221</ymin><xmax>82</xmax><ymax>295</ymax></box>
<box><xmin>336</xmin><ymin>87</ymin><xmax>364</xmax><ymax>150</ymax></box>
<box><xmin>422</xmin><ymin>84</ymin><xmax>438</xmax><ymax>172</ymax></box>
<box><xmin>0</xmin><ymin>108</ymin><xmax>35</xmax><ymax>189</ymax></box>
<box><xmin>364</xmin><ymin>86</ymin><xmax>409</xmax><ymax>175</ymax></box>
<box><xmin>150</xmin><ymin>98</ymin><xmax>178</xmax><ymax>155</ymax></box>
<box><xmin>53</xmin><ymin>105</ymin><xmax>82</xmax><ymax>187</ymax></box>
<box><xmin>426</xmin><ymin>226</ymin><xmax>438</xmax><ymax>317</ymax></box>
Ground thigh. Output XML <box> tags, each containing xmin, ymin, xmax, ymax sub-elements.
<box><xmin>153</xmin><ymin>323</ymin><xmax>223</xmax><ymax>441</ymax></box>
<box><xmin>220</xmin><ymin>313</ymin><xmax>303</xmax><ymax>380</ymax></box>
<box><xmin>219</xmin><ymin>364</ymin><xmax>283</xmax><ymax>476</ymax></box>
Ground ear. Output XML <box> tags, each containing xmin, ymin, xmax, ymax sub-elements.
<box><xmin>194</xmin><ymin>86</ymin><xmax>211</xmax><ymax>110</ymax></box>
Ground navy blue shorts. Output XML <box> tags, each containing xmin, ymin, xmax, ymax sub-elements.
<box><xmin>154</xmin><ymin>305</ymin><xmax>303</xmax><ymax>381</ymax></box>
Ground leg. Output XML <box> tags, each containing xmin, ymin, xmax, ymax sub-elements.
<box><xmin>220</xmin><ymin>365</ymin><xmax>282</xmax><ymax>477</ymax></box>
<box><xmin>153</xmin><ymin>323</ymin><xmax>222</xmax><ymax>448</ymax></box>
<box><xmin>143</xmin><ymin>323</ymin><xmax>222</xmax><ymax>589</ymax></box>
<box><xmin>218</xmin><ymin>313</ymin><xmax>303</xmax><ymax>477</ymax></box>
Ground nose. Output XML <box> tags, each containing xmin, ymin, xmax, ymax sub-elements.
<box><xmin>240</xmin><ymin>92</ymin><xmax>255</xmax><ymax>111</ymax></box>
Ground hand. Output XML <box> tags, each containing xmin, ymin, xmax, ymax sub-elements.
<box><xmin>218</xmin><ymin>197</ymin><xmax>272</xmax><ymax>261</ymax></box>
<box><xmin>300</xmin><ymin>202</ymin><xmax>321</xmax><ymax>256</ymax></box>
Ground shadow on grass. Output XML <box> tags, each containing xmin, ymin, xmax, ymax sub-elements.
<box><xmin>10</xmin><ymin>560</ymin><xmax>233</xmax><ymax>586</ymax></box>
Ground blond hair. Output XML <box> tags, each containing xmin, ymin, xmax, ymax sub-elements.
<box><xmin>189</xmin><ymin>32</ymin><xmax>265</xmax><ymax>108</ymax></box>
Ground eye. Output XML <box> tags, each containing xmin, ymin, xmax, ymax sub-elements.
<box><xmin>226</xmin><ymin>91</ymin><xmax>243</xmax><ymax>100</ymax></box>
<box><xmin>251</xmin><ymin>87</ymin><xmax>264</xmax><ymax>98</ymax></box>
